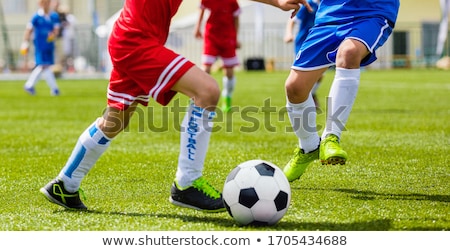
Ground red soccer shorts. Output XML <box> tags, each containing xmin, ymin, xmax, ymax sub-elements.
<box><xmin>107</xmin><ymin>44</ymin><xmax>194</xmax><ymax>110</ymax></box>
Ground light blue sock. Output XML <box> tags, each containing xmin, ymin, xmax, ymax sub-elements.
<box><xmin>58</xmin><ymin>118</ymin><xmax>111</xmax><ymax>192</ymax></box>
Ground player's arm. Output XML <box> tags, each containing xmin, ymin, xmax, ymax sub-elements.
<box><xmin>284</xmin><ymin>18</ymin><xmax>295</xmax><ymax>43</ymax></box>
<box><xmin>194</xmin><ymin>8</ymin><xmax>205</xmax><ymax>39</ymax></box>
<box><xmin>20</xmin><ymin>23</ymin><xmax>33</xmax><ymax>55</ymax></box>
<box><xmin>234</xmin><ymin>14</ymin><xmax>240</xmax><ymax>49</ymax></box>
<box><xmin>252</xmin><ymin>0</ymin><xmax>312</xmax><ymax>16</ymax></box>
<box><xmin>47</xmin><ymin>14</ymin><xmax>61</xmax><ymax>42</ymax></box>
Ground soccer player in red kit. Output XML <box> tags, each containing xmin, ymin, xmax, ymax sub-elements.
<box><xmin>194</xmin><ymin>0</ymin><xmax>240</xmax><ymax>112</ymax></box>
<box><xmin>39</xmin><ymin>0</ymin><xmax>311</xmax><ymax>212</ymax></box>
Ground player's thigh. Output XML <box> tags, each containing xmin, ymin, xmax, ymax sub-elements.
<box><xmin>171</xmin><ymin>66</ymin><xmax>220</xmax><ymax>109</ymax></box>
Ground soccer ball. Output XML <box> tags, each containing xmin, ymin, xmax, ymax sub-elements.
<box><xmin>222</xmin><ymin>159</ymin><xmax>291</xmax><ymax>226</ymax></box>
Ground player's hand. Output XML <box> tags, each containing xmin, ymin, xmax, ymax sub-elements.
<box><xmin>47</xmin><ymin>32</ymin><xmax>56</xmax><ymax>42</ymax></box>
<box><xmin>257</xmin><ymin>0</ymin><xmax>312</xmax><ymax>17</ymax></box>
<box><xmin>20</xmin><ymin>41</ymin><xmax>29</xmax><ymax>55</ymax></box>
<box><xmin>236</xmin><ymin>41</ymin><xmax>241</xmax><ymax>49</ymax></box>
<box><xmin>284</xmin><ymin>34</ymin><xmax>293</xmax><ymax>43</ymax></box>
<box><xmin>194</xmin><ymin>30</ymin><xmax>202</xmax><ymax>39</ymax></box>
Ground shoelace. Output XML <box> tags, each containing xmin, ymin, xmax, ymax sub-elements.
<box><xmin>192</xmin><ymin>178</ymin><xmax>221</xmax><ymax>199</ymax></box>
<box><xmin>53</xmin><ymin>184</ymin><xmax>86</xmax><ymax>203</ymax></box>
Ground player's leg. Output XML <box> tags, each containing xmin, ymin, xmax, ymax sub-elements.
<box><xmin>24</xmin><ymin>65</ymin><xmax>44</xmax><ymax>95</ymax></box>
<box><xmin>220</xmin><ymin>49</ymin><xmax>239</xmax><ymax>113</ymax></box>
<box><xmin>42</xmin><ymin>65</ymin><xmax>60</xmax><ymax>96</ymax></box>
<box><xmin>283</xmin><ymin>68</ymin><xmax>326</xmax><ymax>181</ymax></box>
<box><xmin>320</xmin><ymin>39</ymin><xmax>368</xmax><ymax>165</ymax></box>
<box><xmin>168</xmin><ymin>66</ymin><xmax>225</xmax><ymax>212</ymax></box>
<box><xmin>311</xmin><ymin>74</ymin><xmax>324</xmax><ymax>109</ymax></box>
<box><xmin>221</xmin><ymin>67</ymin><xmax>236</xmax><ymax>112</ymax></box>
<box><xmin>320</xmin><ymin>17</ymin><xmax>394</xmax><ymax>165</ymax></box>
<box><xmin>40</xmin><ymin>101</ymin><xmax>138</xmax><ymax>210</ymax></box>
<box><xmin>41</xmin><ymin>49</ymin><xmax>60</xmax><ymax>95</ymax></box>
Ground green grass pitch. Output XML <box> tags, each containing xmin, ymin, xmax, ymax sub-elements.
<box><xmin>0</xmin><ymin>68</ymin><xmax>449</xmax><ymax>231</ymax></box>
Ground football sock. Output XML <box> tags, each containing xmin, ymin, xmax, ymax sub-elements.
<box><xmin>322</xmin><ymin>67</ymin><xmax>360</xmax><ymax>140</ymax></box>
<box><xmin>42</xmin><ymin>67</ymin><xmax>59</xmax><ymax>91</ymax></box>
<box><xmin>58</xmin><ymin>118</ymin><xmax>111</xmax><ymax>192</ymax></box>
<box><xmin>176</xmin><ymin>102</ymin><xmax>215</xmax><ymax>188</ymax></box>
<box><xmin>222</xmin><ymin>76</ymin><xmax>236</xmax><ymax>98</ymax></box>
<box><xmin>286</xmin><ymin>94</ymin><xmax>320</xmax><ymax>153</ymax></box>
<box><xmin>24</xmin><ymin>65</ymin><xmax>44</xmax><ymax>88</ymax></box>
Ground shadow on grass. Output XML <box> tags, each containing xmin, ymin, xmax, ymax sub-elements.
<box><xmin>298</xmin><ymin>187</ymin><xmax>450</xmax><ymax>203</ymax></box>
<box><xmin>53</xmin><ymin>209</ymin><xmax>393</xmax><ymax>231</ymax></box>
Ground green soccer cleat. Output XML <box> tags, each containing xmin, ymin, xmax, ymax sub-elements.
<box><xmin>320</xmin><ymin>134</ymin><xmax>347</xmax><ymax>165</ymax></box>
<box><xmin>169</xmin><ymin>177</ymin><xmax>226</xmax><ymax>213</ymax></box>
<box><xmin>283</xmin><ymin>147</ymin><xmax>319</xmax><ymax>182</ymax></box>
<box><xmin>40</xmin><ymin>179</ymin><xmax>87</xmax><ymax>210</ymax></box>
<box><xmin>221</xmin><ymin>96</ymin><xmax>232</xmax><ymax>113</ymax></box>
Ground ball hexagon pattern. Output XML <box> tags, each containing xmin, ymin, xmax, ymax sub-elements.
<box><xmin>223</xmin><ymin>160</ymin><xmax>291</xmax><ymax>226</ymax></box>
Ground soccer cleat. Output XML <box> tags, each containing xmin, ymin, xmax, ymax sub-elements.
<box><xmin>40</xmin><ymin>179</ymin><xmax>87</xmax><ymax>210</ymax></box>
<box><xmin>283</xmin><ymin>147</ymin><xmax>319</xmax><ymax>182</ymax></box>
<box><xmin>51</xmin><ymin>89</ymin><xmax>60</xmax><ymax>96</ymax></box>
<box><xmin>221</xmin><ymin>96</ymin><xmax>232</xmax><ymax>113</ymax></box>
<box><xmin>169</xmin><ymin>177</ymin><xmax>226</xmax><ymax>213</ymax></box>
<box><xmin>24</xmin><ymin>86</ymin><xmax>36</xmax><ymax>95</ymax></box>
<box><xmin>320</xmin><ymin>134</ymin><xmax>347</xmax><ymax>165</ymax></box>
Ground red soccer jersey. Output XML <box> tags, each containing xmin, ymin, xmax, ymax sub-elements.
<box><xmin>201</xmin><ymin>0</ymin><xmax>241</xmax><ymax>43</ymax></box>
<box><xmin>109</xmin><ymin>0</ymin><xmax>182</xmax><ymax>48</ymax></box>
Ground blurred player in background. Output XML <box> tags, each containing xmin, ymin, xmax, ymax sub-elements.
<box><xmin>22</xmin><ymin>0</ymin><xmax>60</xmax><ymax>96</ymax></box>
<box><xmin>284</xmin><ymin>0</ymin><xmax>321</xmax><ymax>109</ymax></box>
<box><xmin>283</xmin><ymin>0</ymin><xmax>400</xmax><ymax>182</ymax></box>
<box><xmin>53</xmin><ymin>0</ymin><xmax>77</xmax><ymax>72</ymax></box>
<box><xmin>194</xmin><ymin>0</ymin><xmax>241</xmax><ymax>113</ymax></box>
<box><xmin>39</xmin><ymin>0</ymin><xmax>310</xmax><ymax>212</ymax></box>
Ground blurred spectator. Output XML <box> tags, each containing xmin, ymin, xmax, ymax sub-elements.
<box><xmin>53</xmin><ymin>1</ymin><xmax>77</xmax><ymax>72</ymax></box>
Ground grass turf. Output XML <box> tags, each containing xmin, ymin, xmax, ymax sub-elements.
<box><xmin>0</xmin><ymin>68</ymin><xmax>448</xmax><ymax>231</ymax></box>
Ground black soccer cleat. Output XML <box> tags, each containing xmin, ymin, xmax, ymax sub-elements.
<box><xmin>169</xmin><ymin>177</ymin><xmax>226</xmax><ymax>213</ymax></box>
<box><xmin>40</xmin><ymin>179</ymin><xmax>87</xmax><ymax>210</ymax></box>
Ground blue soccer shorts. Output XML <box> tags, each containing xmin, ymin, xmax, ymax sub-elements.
<box><xmin>35</xmin><ymin>48</ymin><xmax>55</xmax><ymax>66</ymax></box>
<box><xmin>292</xmin><ymin>17</ymin><xmax>394</xmax><ymax>71</ymax></box>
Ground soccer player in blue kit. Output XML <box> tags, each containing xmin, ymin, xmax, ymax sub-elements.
<box><xmin>283</xmin><ymin>0</ymin><xmax>400</xmax><ymax>182</ymax></box>
<box><xmin>22</xmin><ymin>0</ymin><xmax>61</xmax><ymax>96</ymax></box>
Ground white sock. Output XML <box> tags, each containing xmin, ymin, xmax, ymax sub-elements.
<box><xmin>221</xmin><ymin>76</ymin><xmax>236</xmax><ymax>98</ymax></box>
<box><xmin>24</xmin><ymin>65</ymin><xmax>44</xmax><ymax>88</ymax></box>
<box><xmin>176</xmin><ymin>102</ymin><xmax>215</xmax><ymax>188</ymax></box>
<box><xmin>58</xmin><ymin>118</ymin><xmax>112</xmax><ymax>192</ymax></box>
<box><xmin>43</xmin><ymin>68</ymin><xmax>59</xmax><ymax>91</ymax></box>
<box><xmin>286</xmin><ymin>94</ymin><xmax>320</xmax><ymax>153</ymax></box>
<box><xmin>322</xmin><ymin>67</ymin><xmax>360</xmax><ymax>140</ymax></box>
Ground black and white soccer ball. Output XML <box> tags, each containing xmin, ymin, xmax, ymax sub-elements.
<box><xmin>222</xmin><ymin>160</ymin><xmax>291</xmax><ymax>226</ymax></box>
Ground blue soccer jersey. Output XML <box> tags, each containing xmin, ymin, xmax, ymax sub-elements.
<box><xmin>293</xmin><ymin>0</ymin><xmax>320</xmax><ymax>53</ymax></box>
<box><xmin>29</xmin><ymin>9</ymin><xmax>60</xmax><ymax>62</ymax></box>
<box><xmin>315</xmin><ymin>0</ymin><xmax>400</xmax><ymax>26</ymax></box>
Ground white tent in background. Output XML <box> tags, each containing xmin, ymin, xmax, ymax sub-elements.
<box><xmin>437</xmin><ymin>0</ymin><xmax>450</xmax><ymax>57</ymax></box>
<box><xmin>436</xmin><ymin>0</ymin><xmax>450</xmax><ymax>69</ymax></box>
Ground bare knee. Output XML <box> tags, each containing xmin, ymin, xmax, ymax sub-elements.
<box><xmin>193</xmin><ymin>83</ymin><xmax>220</xmax><ymax>111</ymax></box>
<box><xmin>336</xmin><ymin>40</ymin><xmax>369</xmax><ymax>68</ymax></box>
